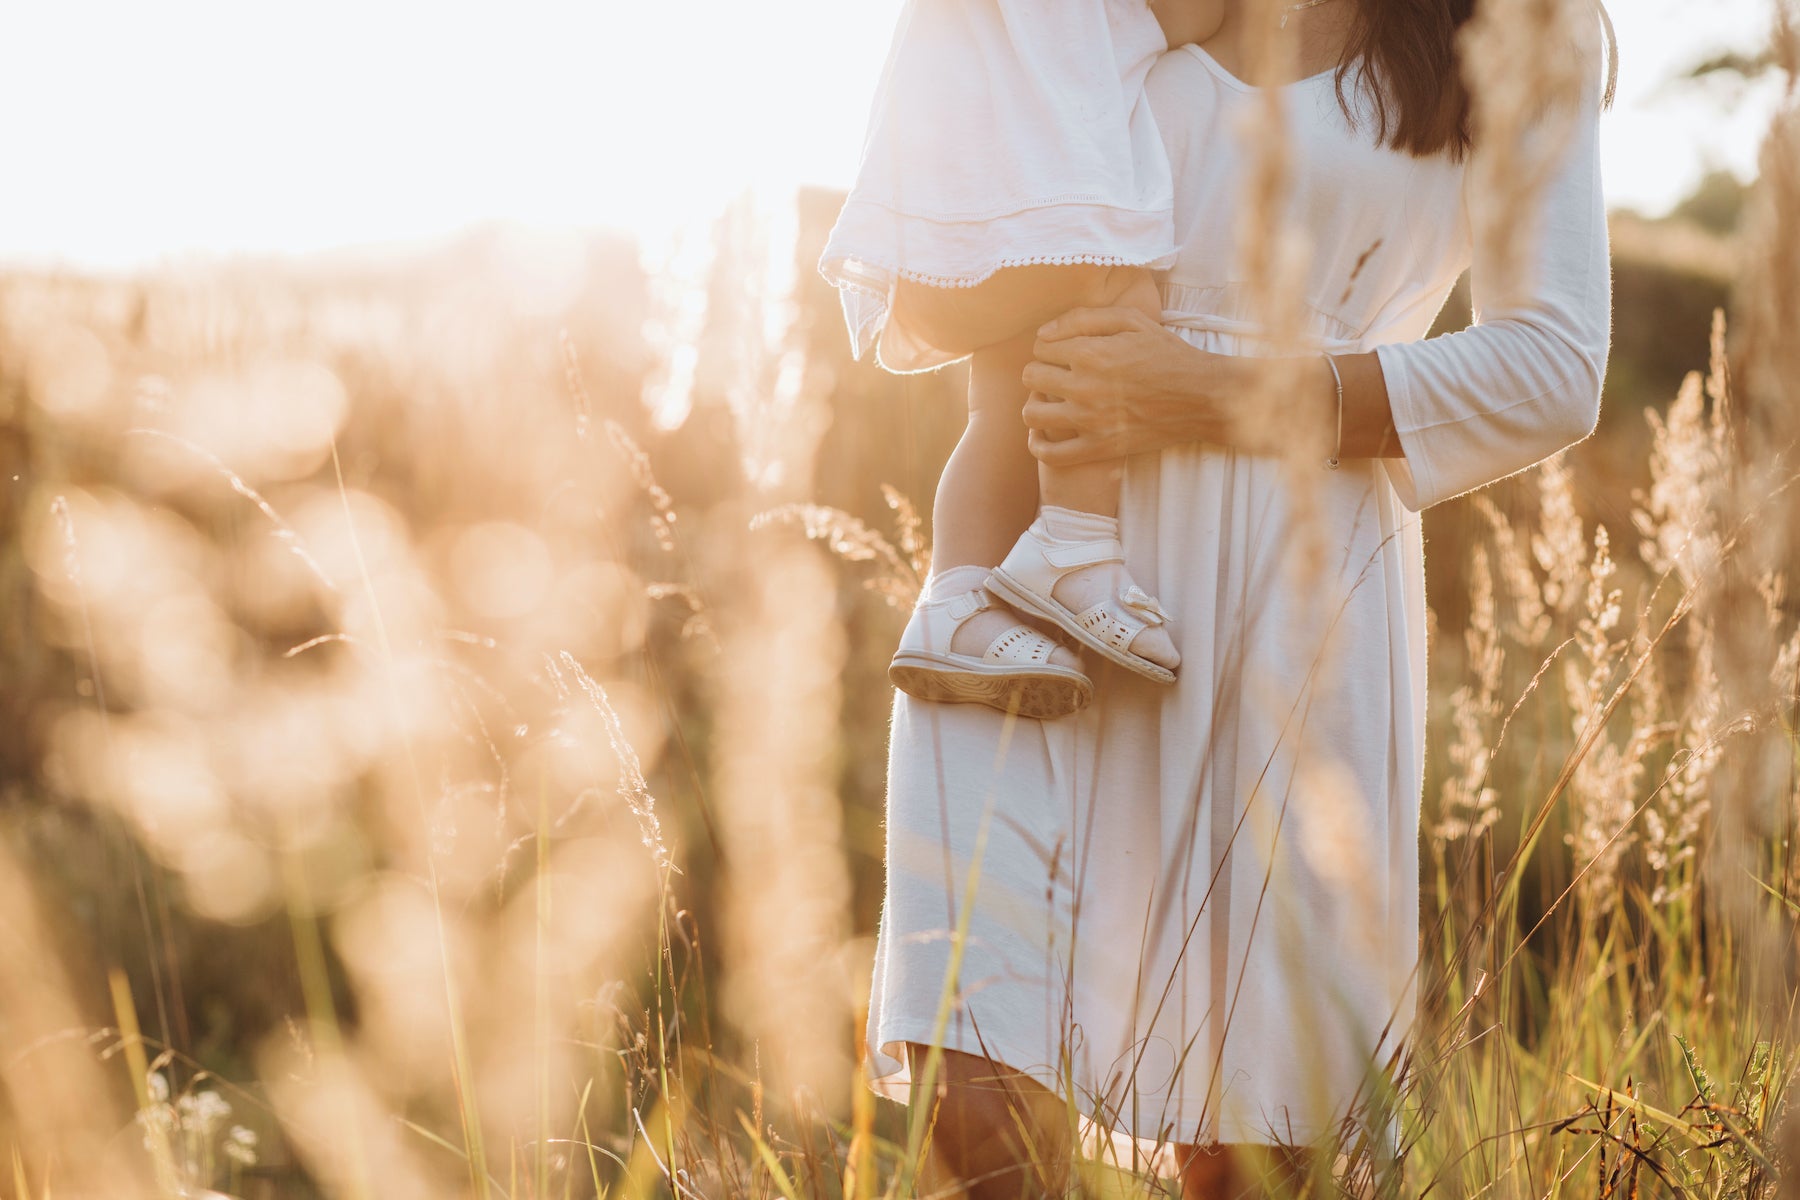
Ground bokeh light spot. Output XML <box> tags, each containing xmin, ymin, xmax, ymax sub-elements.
<box><xmin>449</xmin><ymin>521</ymin><xmax>554</xmax><ymax>621</ymax></box>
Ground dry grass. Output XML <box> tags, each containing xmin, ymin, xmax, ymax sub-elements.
<box><xmin>2</xmin><ymin>3</ymin><xmax>1799</xmax><ymax>1198</ymax></box>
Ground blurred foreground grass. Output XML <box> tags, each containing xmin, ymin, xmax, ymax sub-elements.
<box><xmin>2</xmin><ymin>87</ymin><xmax>1800</xmax><ymax>1200</ymax></box>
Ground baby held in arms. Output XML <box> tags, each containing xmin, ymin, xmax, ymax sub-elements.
<box><xmin>820</xmin><ymin>0</ymin><xmax>1224</xmax><ymax>718</ymax></box>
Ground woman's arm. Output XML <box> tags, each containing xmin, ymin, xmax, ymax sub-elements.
<box><xmin>1018</xmin><ymin>310</ymin><xmax>1400</xmax><ymax>463</ymax></box>
<box><xmin>1023</xmin><ymin>31</ymin><xmax>1611</xmax><ymax>502</ymax></box>
<box><xmin>1370</xmin><ymin>39</ymin><xmax>1611</xmax><ymax>511</ymax></box>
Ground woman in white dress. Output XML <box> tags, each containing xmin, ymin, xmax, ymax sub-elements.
<box><xmin>868</xmin><ymin>0</ymin><xmax>1615</xmax><ymax>1196</ymax></box>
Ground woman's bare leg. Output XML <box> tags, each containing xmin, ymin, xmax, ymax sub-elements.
<box><xmin>904</xmin><ymin>1043</ymin><xmax>1319</xmax><ymax>1199</ymax></box>
<box><xmin>906</xmin><ymin>1044</ymin><xmax>1074</xmax><ymax>1199</ymax></box>
<box><xmin>1176</xmin><ymin>1142</ymin><xmax>1319</xmax><ymax>1198</ymax></box>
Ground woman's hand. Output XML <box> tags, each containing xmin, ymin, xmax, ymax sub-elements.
<box><xmin>1019</xmin><ymin>306</ymin><xmax>1231</xmax><ymax>466</ymax></box>
<box><xmin>1022</xmin><ymin>307</ymin><xmax>1397</xmax><ymax>465</ymax></box>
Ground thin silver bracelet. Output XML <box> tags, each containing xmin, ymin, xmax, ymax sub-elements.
<box><xmin>1323</xmin><ymin>354</ymin><xmax>1344</xmax><ymax>470</ymax></box>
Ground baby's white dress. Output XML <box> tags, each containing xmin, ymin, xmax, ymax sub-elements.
<box><xmin>818</xmin><ymin>0</ymin><xmax>1178</xmax><ymax>372</ymax></box>
<box><xmin>865</xmin><ymin>38</ymin><xmax>1613</xmax><ymax>1146</ymax></box>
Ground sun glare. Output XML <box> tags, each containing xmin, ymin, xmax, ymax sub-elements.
<box><xmin>1</xmin><ymin>0</ymin><xmax>1785</xmax><ymax>269</ymax></box>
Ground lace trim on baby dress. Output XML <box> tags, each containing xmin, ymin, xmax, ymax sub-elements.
<box><xmin>822</xmin><ymin>199</ymin><xmax>1180</xmax><ymax>373</ymax></box>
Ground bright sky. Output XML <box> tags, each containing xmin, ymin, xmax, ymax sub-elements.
<box><xmin>0</xmin><ymin>0</ymin><xmax>1786</xmax><ymax>270</ymax></box>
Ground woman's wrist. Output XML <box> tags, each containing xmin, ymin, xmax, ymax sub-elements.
<box><xmin>1183</xmin><ymin>353</ymin><xmax>1324</xmax><ymax>455</ymax></box>
<box><xmin>1334</xmin><ymin>351</ymin><xmax>1402</xmax><ymax>459</ymax></box>
<box><xmin>1189</xmin><ymin>351</ymin><xmax>1399</xmax><ymax>461</ymax></box>
<box><xmin>1180</xmin><ymin>347</ymin><xmax>1247</xmax><ymax>446</ymax></box>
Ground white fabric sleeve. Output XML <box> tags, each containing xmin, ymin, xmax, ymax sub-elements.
<box><xmin>1375</xmin><ymin>46</ymin><xmax>1613</xmax><ymax>513</ymax></box>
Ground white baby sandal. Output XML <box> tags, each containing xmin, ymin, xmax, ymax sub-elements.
<box><xmin>889</xmin><ymin>582</ymin><xmax>1094</xmax><ymax>720</ymax></box>
<box><xmin>985</xmin><ymin>518</ymin><xmax>1178</xmax><ymax>685</ymax></box>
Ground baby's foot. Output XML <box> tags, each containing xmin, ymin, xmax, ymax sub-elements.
<box><xmin>889</xmin><ymin>581</ymin><xmax>1094</xmax><ymax>719</ymax></box>
<box><xmin>987</xmin><ymin>523</ymin><xmax>1181</xmax><ymax>683</ymax></box>
<box><xmin>1048</xmin><ymin>559</ymin><xmax>1181</xmax><ymax>673</ymax></box>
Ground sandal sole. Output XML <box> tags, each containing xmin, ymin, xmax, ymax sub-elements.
<box><xmin>985</xmin><ymin>568</ymin><xmax>1177</xmax><ymax>685</ymax></box>
<box><xmin>889</xmin><ymin>653</ymin><xmax>1093</xmax><ymax>720</ymax></box>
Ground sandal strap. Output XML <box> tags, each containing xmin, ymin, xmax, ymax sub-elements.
<box><xmin>917</xmin><ymin>585</ymin><xmax>1064</xmax><ymax>666</ymax></box>
<box><xmin>1075</xmin><ymin>585</ymin><xmax>1170</xmax><ymax>651</ymax></box>
<box><xmin>983</xmin><ymin>623</ymin><xmax>1061</xmax><ymax>666</ymax></box>
<box><xmin>996</xmin><ymin>528</ymin><xmax>1129</xmax><ymax>598</ymax></box>
<box><xmin>1077</xmin><ymin>606</ymin><xmax>1145</xmax><ymax>652</ymax></box>
<box><xmin>1038</xmin><ymin>533</ymin><xmax>1127</xmax><ymax>571</ymax></box>
<box><xmin>943</xmin><ymin>587</ymin><xmax>992</xmax><ymax>622</ymax></box>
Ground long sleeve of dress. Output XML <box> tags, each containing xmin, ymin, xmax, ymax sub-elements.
<box><xmin>1374</xmin><ymin>49</ymin><xmax>1613</xmax><ymax>513</ymax></box>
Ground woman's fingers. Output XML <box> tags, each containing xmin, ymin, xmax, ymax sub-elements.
<box><xmin>1036</xmin><ymin>305</ymin><xmax>1150</xmax><ymax>342</ymax></box>
<box><xmin>1021</xmin><ymin>394</ymin><xmax>1079</xmax><ymax>435</ymax></box>
<box><xmin>1020</xmin><ymin>359</ymin><xmax>1080</xmax><ymax>397</ymax></box>
<box><xmin>1030</xmin><ymin>333</ymin><xmax>1111</xmax><ymax>369</ymax></box>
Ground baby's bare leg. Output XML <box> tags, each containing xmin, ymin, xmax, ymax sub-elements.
<box><xmin>922</xmin><ymin>265</ymin><xmax>1175</xmax><ymax>670</ymax></box>
<box><xmin>892</xmin><ymin>264</ymin><xmax>1121</xmax><ymax>361</ymax></box>
<box><xmin>930</xmin><ymin>338</ymin><xmax>1086</xmax><ymax>665</ymax></box>
<box><xmin>917</xmin><ymin>263</ymin><xmax>1164</xmax><ymax>564</ymax></box>
<box><xmin>926</xmin><ymin>263</ymin><xmax>1140</xmax><ymax>576</ymax></box>
<box><xmin>1035</xmin><ymin>268</ymin><xmax>1163</xmax><ymax>515</ymax></box>
<box><xmin>930</xmin><ymin>338</ymin><xmax>1042</xmax><ymax>573</ymax></box>
<box><xmin>1031</xmin><ymin>269</ymin><xmax>1179</xmax><ymax>672</ymax></box>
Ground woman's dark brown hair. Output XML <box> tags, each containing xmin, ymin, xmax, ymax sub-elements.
<box><xmin>1335</xmin><ymin>0</ymin><xmax>1619</xmax><ymax>160</ymax></box>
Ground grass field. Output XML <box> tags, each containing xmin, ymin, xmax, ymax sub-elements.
<box><xmin>3</xmin><ymin>7</ymin><xmax>1800</xmax><ymax>1198</ymax></box>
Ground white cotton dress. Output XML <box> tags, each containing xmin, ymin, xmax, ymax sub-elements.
<box><xmin>818</xmin><ymin>0</ymin><xmax>1178</xmax><ymax>373</ymax></box>
<box><xmin>866</xmin><ymin>40</ymin><xmax>1613</xmax><ymax>1146</ymax></box>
